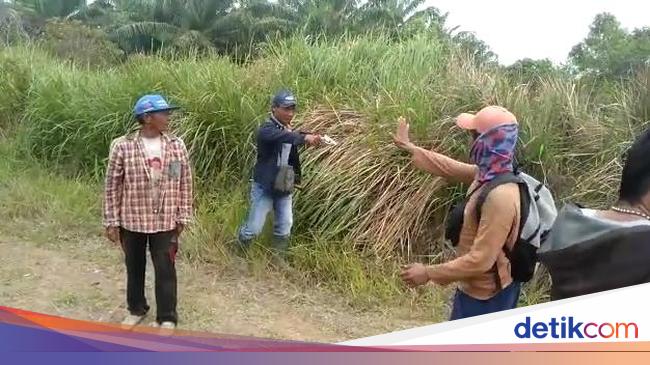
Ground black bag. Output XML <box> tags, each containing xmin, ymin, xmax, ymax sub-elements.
<box><xmin>444</xmin><ymin>171</ymin><xmax>557</xmax><ymax>285</ymax></box>
<box><xmin>537</xmin><ymin>203</ymin><xmax>650</xmax><ymax>300</ymax></box>
<box><xmin>445</xmin><ymin>185</ymin><xmax>480</xmax><ymax>248</ymax></box>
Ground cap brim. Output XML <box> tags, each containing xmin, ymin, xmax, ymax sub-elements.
<box><xmin>456</xmin><ymin>113</ymin><xmax>477</xmax><ymax>130</ymax></box>
<box><xmin>134</xmin><ymin>106</ymin><xmax>180</xmax><ymax>117</ymax></box>
<box><xmin>152</xmin><ymin>106</ymin><xmax>180</xmax><ymax>114</ymax></box>
<box><xmin>276</xmin><ymin>102</ymin><xmax>296</xmax><ymax>108</ymax></box>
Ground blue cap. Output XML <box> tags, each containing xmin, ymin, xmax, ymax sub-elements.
<box><xmin>133</xmin><ymin>94</ymin><xmax>179</xmax><ymax>117</ymax></box>
<box><xmin>272</xmin><ymin>90</ymin><xmax>297</xmax><ymax>108</ymax></box>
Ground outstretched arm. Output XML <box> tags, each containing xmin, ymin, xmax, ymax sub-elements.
<box><xmin>258</xmin><ymin>122</ymin><xmax>307</xmax><ymax>145</ymax></box>
<box><xmin>393</xmin><ymin>117</ymin><xmax>476</xmax><ymax>184</ymax></box>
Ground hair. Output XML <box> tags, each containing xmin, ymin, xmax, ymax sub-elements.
<box><xmin>136</xmin><ymin>114</ymin><xmax>146</xmax><ymax>124</ymax></box>
<box><xmin>619</xmin><ymin>129</ymin><xmax>650</xmax><ymax>204</ymax></box>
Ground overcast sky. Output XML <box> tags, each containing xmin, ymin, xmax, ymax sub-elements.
<box><xmin>424</xmin><ymin>0</ymin><xmax>649</xmax><ymax>65</ymax></box>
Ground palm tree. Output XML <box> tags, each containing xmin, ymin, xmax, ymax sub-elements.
<box><xmin>2</xmin><ymin>0</ymin><xmax>87</xmax><ymax>41</ymax></box>
<box><xmin>113</xmin><ymin>0</ymin><xmax>294</xmax><ymax>54</ymax></box>
<box><xmin>13</xmin><ymin>0</ymin><xmax>86</xmax><ymax>18</ymax></box>
<box><xmin>279</xmin><ymin>0</ymin><xmax>360</xmax><ymax>38</ymax></box>
<box><xmin>64</xmin><ymin>0</ymin><xmax>130</xmax><ymax>30</ymax></box>
<box><xmin>112</xmin><ymin>0</ymin><xmax>231</xmax><ymax>52</ymax></box>
<box><xmin>355</xmin><ymin>0</ymin><xmax>446</xmax><ymax>37</ymax></box>
<box><xmin>209</xmin><ymin>0</ymin><xmax>296</xmax><ymax>55</ymax></box>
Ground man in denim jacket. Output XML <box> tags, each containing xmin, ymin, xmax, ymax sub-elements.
<box><xmin>237</xmin><ymin>90</ymin><xmax>321</xmax><ymax>266</ymax></box>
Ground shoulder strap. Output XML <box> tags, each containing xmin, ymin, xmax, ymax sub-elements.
<box><xmin>467</xmin><ymin>182</ymin><xmax>483</xmax><ymax>198</ymax></box>
<box><xmin>475</xmin><ymin>172</ymin><xmax>521</xmax><ymax>222</ymax></box>
<box><xmin>277</xmin><ymin>143</ymin><xmax>292</xmax><ymax>167</ymax></box>
<box><xmin>516</xmin><ymin>181</ymin><xmax>531</xmax><ymax>239</ymax></box>
<box><xmin>474</xmin><ymin>172</ymin><xmax>522</xmax><ymax>292</ymax></box>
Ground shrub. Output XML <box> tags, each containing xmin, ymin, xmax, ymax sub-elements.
<box><xmin>41</xmin><ymin>19</ymin><xmax>124</xmax><ymax>68</ymax></box>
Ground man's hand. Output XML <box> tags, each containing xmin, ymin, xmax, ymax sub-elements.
<box><xmin>400</xmin><ymin>263</ymin><xmax>430</xmax><ymax>288</ymax></box>
<box><xmin>176</xmin><ymin>223</ymin><xmax>185</xmax><ymax>237</ymax></box>
<box><xmin>393</xmin><ymin>116</ymin><xmax>415</xmax><ymax>152</ymax></box>
<box><xmin>105</xmin><ymin>226</ymin><xmax>120</xmax><ymax>244</ymax></box>
<box><xmin>305</xmin><ymin>134</ymin><xmax>322</xmax><ymax>146</ymax></box>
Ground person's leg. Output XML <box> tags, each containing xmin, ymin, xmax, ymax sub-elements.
<box><xmin>120</xmin><ymin>228</ymin><xmax>150</xmax><ymax>321</ymax></box>
<box><xmin>237</xmin><ymin>183</ymin><xmax>273</xmax><ymax>250</ymax></box>
<box><xmin>271</xmin><ymin>193</ymin><xmax>293</xmax><ymax>259</ymax></box>
<box><xmin>148</xmin><ymin>230</ymin><xmax>178</xmax><ymax>325</ymax></box>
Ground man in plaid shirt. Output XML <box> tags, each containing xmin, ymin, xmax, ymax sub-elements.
<box><xmin>103</xmin><ymin>94</ymin><xmax>193</xmax><ymax>331</ymax></box>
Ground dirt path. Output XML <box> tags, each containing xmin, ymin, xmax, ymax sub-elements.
<box><xmin>0</xmin><ymin>233</ymin><xmax>437</xmax><ymax>342</ymax></box>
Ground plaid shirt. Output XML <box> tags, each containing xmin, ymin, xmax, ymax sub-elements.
<box><xmin>103</xmin><ymin>131</ymin><xmax>193</xmax><ymax>233</ymax></box>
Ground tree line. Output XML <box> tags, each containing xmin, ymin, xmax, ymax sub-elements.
<box><xmin>0</xmin><ymin>0</ymin><xmax>648</xmax><ymax>82</ymax></box>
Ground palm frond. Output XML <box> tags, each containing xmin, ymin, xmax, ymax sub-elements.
<box><xmin>402</xmin><ymin>0</ymin><xmax>426</xmax><ymax>18</ymax></box>
<box><xmin>113</xmin><ymin>21</ymin><xmax>181</xmax><ymax>43</ymax></box>
<box><xmin>184</xmin><ymin>0</ymin><xmax>232</xmax><ymax>31</ymax></box>
<box><xmin>14</xmin><ymin>0</ymin><xmax>86</xmax><ymax>18</ymax></box>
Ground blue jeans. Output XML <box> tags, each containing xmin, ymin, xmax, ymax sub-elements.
<box><xmin>449</xmin><ymin>281</ymin><xmax>521</xmax><ymax>320</ymax></box>
<box><xmin>238</xmin><ymin>182</ymin><xmax>293</xmax><ymax>244</ymax></box>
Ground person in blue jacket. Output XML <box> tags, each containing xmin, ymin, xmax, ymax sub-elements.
<box><xmin>237</xmin><ymin>90</ymin><xmax>322</xmax><ymax>265</ymax></box>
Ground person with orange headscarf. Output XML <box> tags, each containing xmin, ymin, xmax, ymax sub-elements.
<box><xmin>395</xmin><ymin>106</ymin><xmax>523</xmax><ymax>320</ymax></box>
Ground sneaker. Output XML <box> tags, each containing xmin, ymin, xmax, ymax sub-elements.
<box><xmin>121</xmin><ymin>314</ymin><xmax>146</xmax><ymax>329</ymax></box>
<box><xmin>158</xmin><ymin>321</ymin><xmax>176</xmax><ymax>336</ymax></box>
<box><xmin>160</xmin><ymin>321</ymin><xmax>176</xmax><ymax>329</ymax></box>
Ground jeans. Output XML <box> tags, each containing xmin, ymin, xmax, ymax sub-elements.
<box><xmin>238</xmin><ymin>182</ymin><xmax>293</xmax><ymax>243</ymax></box>
<box><xmin>120</xmin><ymin>228</ymin><xmax>178</xmax><ymax>324</ymax></box>
<box><xmin>449</xmin><ymin>281</ymin><xmax>521</xmax><ymax>321</ymax></box>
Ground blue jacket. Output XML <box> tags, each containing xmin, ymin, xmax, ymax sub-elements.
<box><xmin>252</xmin><ymin>116</ymin><xmax>306</xmax><ymax>193</ymax></box>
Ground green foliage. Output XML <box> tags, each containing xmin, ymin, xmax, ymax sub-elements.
<box><xmin>451</xmin><ymin>31</ymin><xmax>498</xmax><ymax>66</ymax></box>
<box><xmin>570</xmin><ymin>12</ymin><xmax>650</xmax><ymax>80</ymax></box>
<box><xmin>4</xmin><ymin>0</ymin><xmax>508</xmax><ymax>71</ymax></box>
<box><xmin>0</xmin><ymin>3</ymin><xmax>30</xmax><ymax>44</ymax></box>
<box><xmin>41</xmin><ymin>19</ymin><xmax>125</xmax><ymax>67</ymax></box>
<box><xmin>6</xmin><ymin>30</ymin><xmax>647</xmax><ymax>261</ymax></box>
<box><xmin>112</xmin><ymin>0</ymin><xmax>240</xmax><ymax>54</ymax></box>
<box><xmin>503</xmin><ymin>58</ymin><xmax>563</xmax><ymax>91</ymax></box>
<box><xmin>0</xmin><ymin>48</ymin><xmax>35</xmax><ymax>127</ymax></box>
<box><xmin>4</xmin><ymin>1</ymin><xmax>645</xmax><ymax>87</ymax></box>
<box><xmin>354</xmin><ymin>0</ymin><xmax>440</xmax><ymax>37</ymax></box>
<box><xmin>281</xmin><ymin>0</ymin><xmax>359</xmax><ymax>37</ymax></box>
<box><xmin>68</xmin><ymin>0</ymin><xmax>132</xmax><ymax>31</ymax></box>
<box><xmin>505</xmin><ymin>58</ymin><xmax>556</xmax><ymax>79</ymax></box>
<box><xmin>1</xmin><ymin>4</ymin><xmax>648</xmax><ymax>308</ymax></box>
<box><xmin>14</xmin><ymin>0</ymin><xmax>86</xmax><ymax>18</ymax></box>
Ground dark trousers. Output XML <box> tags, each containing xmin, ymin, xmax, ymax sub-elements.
<box><xmin>120</xmin><ymin>228</ymin><xmax>178</xmax><ymax>324</ymax></box>
<box><xmin>449</xmin><ymin>281</ymin><xmax>521</xmax><ymax>321</ymax></box>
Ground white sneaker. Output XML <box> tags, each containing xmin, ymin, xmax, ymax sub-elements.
<box><xmin>158</xmin><ymin>321</ymin><xmax>176</xmax><ymax>336</ymax></box>
<box><xmin>160</xmin><ymin>321</ymin><xmax>176</xmax><ymax>329</ymax></box>
<box><xmin>121</xmin><ymin>314</ymin><xmax>146</xmax><ymax>329</ymax></box>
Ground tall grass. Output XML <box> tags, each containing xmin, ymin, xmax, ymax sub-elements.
<box><xmin>0</xmin><ymin>33</ymin><xmax>648</xmax><ymax>307</ymax></box>
<box><xmin>0</xmin><ymin>47</ymin><xmax>41</xmax><ymax>129</ymax></box>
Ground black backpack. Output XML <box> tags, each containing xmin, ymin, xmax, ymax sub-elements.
<box><xmin>444</xmin><ymin>171</ymin><xmax>558</xmax><ymax>287</ymax></box>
